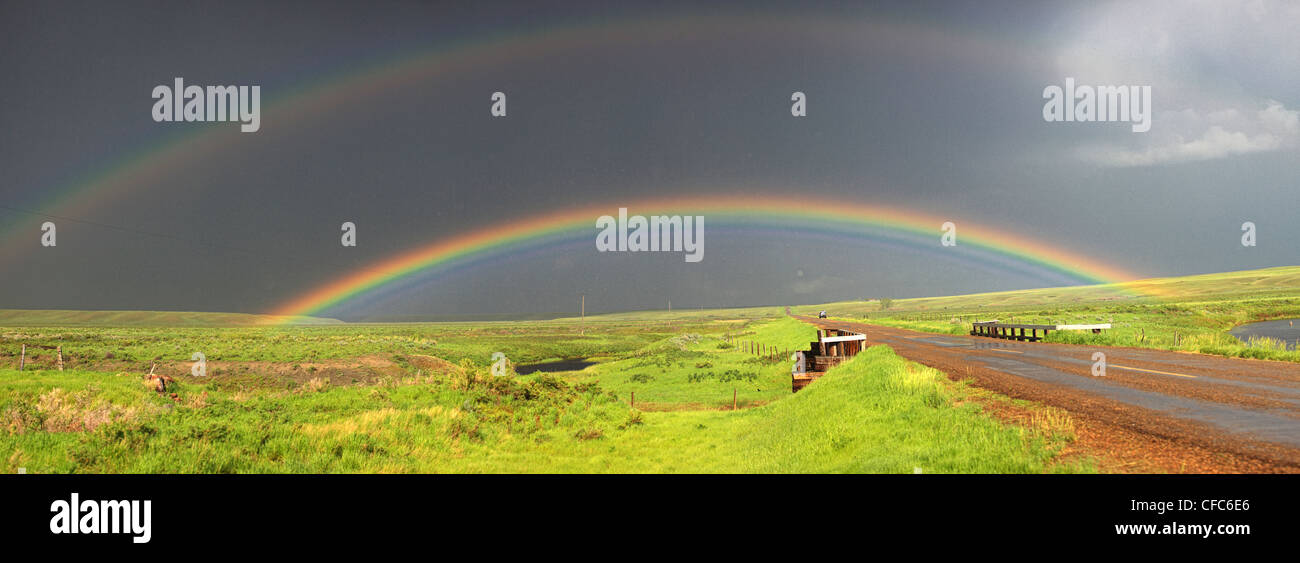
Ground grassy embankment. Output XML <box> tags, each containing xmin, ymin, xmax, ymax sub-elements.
<box><xmin>0</xmin><ymin>317</ymin><xmax>1086</xmax><ymax>473</ymax></box>
<box><xmin>800</xmin><ymin>266</ymin><xmax>1300</xmax><ymax>363</ymax></box>
<box><xmin>576</xmin><ymin>313</ymin><xmax>817</xmax><ymax>410</ymax></box>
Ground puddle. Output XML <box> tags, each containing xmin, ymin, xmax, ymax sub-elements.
<box><xmin>1230</xmin><ymin>318</ymin><xmax>1300</xmax><ymax>350</ymax></box>
<box><xmin>515</xmin><ymin>358</ymin><xmax>595</xmax><ymax>374</ymax></box>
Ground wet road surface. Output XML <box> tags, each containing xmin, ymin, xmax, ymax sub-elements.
<box><xmin>798</xmin><ymin>317</ymin><xmax>1300</xmax><ymax>471</ymax></box>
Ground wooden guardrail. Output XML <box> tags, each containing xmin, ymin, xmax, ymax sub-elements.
<box><xmin>971</xmin><ymin>321</ymin><xmax>1110</xmax><ymax>342</ymax></box>
<box><xmin>792</xmin><ymin>328</ymin><xmax>866</xmax><ymax>391</ymax></box>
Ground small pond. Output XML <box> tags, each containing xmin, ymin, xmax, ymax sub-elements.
<box><xmin>1230</xmin><ymin>318</ymin><xmax>1300</xmax><ymax>350</ymax></box>
<box><xmin>515</xmin><ymin>358</ymin><xmax>596</xmax><ymax>375</ymax></box>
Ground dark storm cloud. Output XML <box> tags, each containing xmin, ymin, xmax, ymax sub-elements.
<box><xmin>1</xmin><ymin>1</ymin><xmax>1296</xmax><ymax>319</ymax></box>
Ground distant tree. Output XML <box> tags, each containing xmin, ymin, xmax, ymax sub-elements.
<box><xmin>879</xmin><ymin>298</ymin><xmax>893</xmax><ymax>311</ymax></box>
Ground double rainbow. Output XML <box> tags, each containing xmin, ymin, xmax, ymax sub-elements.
<box><xmin>0</xmin><ymin>11</ymin><xmax>1113</xmax><ymax>320</ymax></box>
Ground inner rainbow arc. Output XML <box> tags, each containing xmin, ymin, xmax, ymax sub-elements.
<box><xmin>266</xmin><ymin>193</ymin><xmax>1146</xmax><ymax>321</ymax></box>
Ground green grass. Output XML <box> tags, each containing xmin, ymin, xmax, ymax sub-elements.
<box><xmin>0</xmin><ymin>316</ymin><xmax>1085</xmax><ymax>473</ymax></box>
<box><xmin>0</xmin><ymin>319</ymin><xmax>752</xmax><ymax>371</ymax></box>
<box><xmin>551</xmin><ymin>345</ymin><xmax>1084</xmax><ymax>473</ymax></box>
<box><xmin>576</xmin><ymin>317</ymin><xmax>816</xmax><ymax>409</ymax></box>
<box><xmin>5</xmin><ymin>265</ymin><xmax>1297</xmax><ymax>473</ymax></box>
<box><xmin>801</xmin><ymin>265</ymin><xmax>1300</xmax><ymax>363</ymax></box>
<box><xmin>702</xmin><ymin>345</ymin><xmax>1084</xmax><ymax>473</ymax></box>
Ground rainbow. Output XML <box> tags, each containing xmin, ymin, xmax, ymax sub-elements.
<box><xmin>267</xmin><ymin>193</ymin><xmax>1145</xmax><ymax>320</ymax></box>
<box><xmin>0</xmin><ymin>12</ymin><xmax>1045</xmax><ymax>261</ymax></box>
<box><xmin>0</xmin><ymin>11</ymin><xmax>1094</xmax><ymax>320</ymax></box>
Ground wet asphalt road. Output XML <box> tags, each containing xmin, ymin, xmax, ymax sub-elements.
<box><xmin>800</xmin><ymin>317</ymin><xmax>1300</xmax><ymax>457</ymax></box>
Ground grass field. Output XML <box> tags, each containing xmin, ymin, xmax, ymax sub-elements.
<box><xmin>0</xmin><ymin>315</ymin><xmax>1085</xmax><ymax>473</ymax></box>
<box><xmin>10</xmin><ymin>266</ymin><xmax>1293</xmax><ymax>474</ymax></box>
<box><xmin>576</xmin><ymin>315</ymin><xmax>816</xmax><ymax>410</ymax></box>
<box><xmin>797</xmin><ymin>266</ymin><xmax>1300</xmax><ymax>363</ymax></box>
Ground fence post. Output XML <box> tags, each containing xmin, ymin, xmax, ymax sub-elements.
<box><xmin>57</xmin><ymin>346</ymin><xmax>64</xmax><ymax>371</ymax></box>
<box><xmin>18</xmin><ymin>344</ymin><xmax>25</xmax><ymax>371</ymax></box>
<box><xmin>733</xmin><ymin>389</ymin><xmax>737</xmax><ymax>411</ymax></box>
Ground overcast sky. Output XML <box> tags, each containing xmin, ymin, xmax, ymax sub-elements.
<box><xmin>1</xmin><ymin>0</ymin><xmax>1297</xmax><ymax>320</ymax></box>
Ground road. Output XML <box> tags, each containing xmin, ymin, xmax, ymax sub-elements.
<box><xmin>797</xmin><ymin>316</ymin><xmax>1300</xmax><ymax>472</ymax></box>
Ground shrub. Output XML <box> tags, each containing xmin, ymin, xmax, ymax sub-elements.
<box><xmin>302</xmin><ymin>377</ymin><xmax>329</xmax><ymax>393</ymax></box>
<box><xmin>573</xmin><ymin>427</ymin><xmax>603</xmax><ymax>440</ymax></box>
<box><xmin>618</xmin><ymin>410</ymin><xmax>643</xmax><ymax>429</ymax></box>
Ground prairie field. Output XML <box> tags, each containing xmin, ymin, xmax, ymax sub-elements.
<box><xmin>9</xmin><ymin>266</ymin><xmax>1297</xmax><ymax>474</ymax></box>
<box><xmin>0</xmin><ymin>315</ymin><xmax>1084</xmax><ymax>473</ymax></box>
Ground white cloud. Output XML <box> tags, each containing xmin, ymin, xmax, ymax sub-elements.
<box><xmin>1080</xmin><ymin>101</ymin><xmax>1299</xmax><ymax>167</ymax></box>
<box><xmin>1054</xmin><ymin>1</ymin><xmax>1300</xmax><ymax>166</ymax></box>
<box><xmin>1259</xmin><ymin>100</ymin><xmax>1300</xmax><ymax>133</ymax></box>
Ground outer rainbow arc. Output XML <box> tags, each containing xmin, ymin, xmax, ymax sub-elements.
<box><xmin>0</xmin><ymin>12</ymin><xmax>1044</xmax><ymax>261</ymax></box>
<box><xmin>266</xmin><ymin>193</ymin><xmax>1146</xmax><ymax>322</ymax></box>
